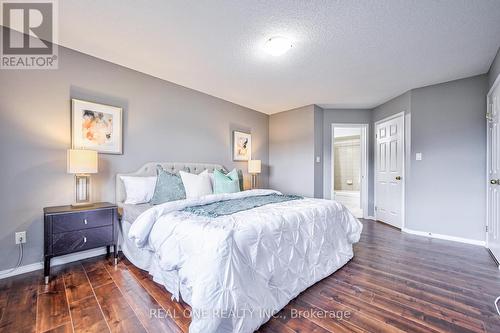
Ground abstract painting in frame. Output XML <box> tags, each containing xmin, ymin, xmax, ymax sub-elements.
<box><xmin>71</xmin><ymin>99</ymin><xmax>123</xmax><ymax>154</ymax></box>
<box><xmin>233</xmin><ymin>131</ymin><xmax>251</xmax><ymax>161</ymax></box>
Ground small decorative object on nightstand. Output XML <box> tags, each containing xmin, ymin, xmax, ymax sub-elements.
<box><xmin>43</xmin><ymin>202</ymin><xmax>118</xmax><ymax>284</ymax></box>
<box><xmin>248</xmin><ymin>160</ymin><xmax>261</xmax><ymax>189</ymax></box>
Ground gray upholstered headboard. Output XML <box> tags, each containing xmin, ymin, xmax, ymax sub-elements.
<box><xmin>116</xmin><ymin>162</ymin><xmax>228</xmax><ymax>205</ymax></box>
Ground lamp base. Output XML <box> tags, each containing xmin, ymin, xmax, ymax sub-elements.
<box><xmin>250</xmin><ymin>173</ymin><xmax>258</xmax><ymax>189</ymax></box>
<box><xmin>73</xmin><ymin>174</ymin><xmax>92</xmax><ymax>207</ymax></box>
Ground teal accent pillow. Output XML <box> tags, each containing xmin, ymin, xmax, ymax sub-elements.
<box><xmin>213</xmin><ymin>169</ymin><xmax>241</xmax><ymax>194</ymax></box>
<box><xmin>150</xmin><ymin>165</ymin><xmax>186</xmax><ymax>205</ymax></box>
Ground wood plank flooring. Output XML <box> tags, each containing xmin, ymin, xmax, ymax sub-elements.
<box><xmin>1</xmin><ymin>219</ymin><xmax>500</xmax><ymax>332</ymax></box>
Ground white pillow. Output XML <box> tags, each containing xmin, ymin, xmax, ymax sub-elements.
<box><xmin>121</xmin><ymin>176</ymin><xmax>157</xmax><ymax>204</ymax></box>
<box><xmin>179</xmin><ymin>170</ymin><xmax>213</xmax><ymax>199</ymax></box>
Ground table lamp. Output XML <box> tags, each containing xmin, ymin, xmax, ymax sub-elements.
<box><xmin>67</xmin><ymin>149</ymin><xmax>98</xmax><ymax>207</ymax></box>
<box><xmin>248</xmin><ymin>160</ymin><xmax>261</xmax><ymax>189</ymax></box>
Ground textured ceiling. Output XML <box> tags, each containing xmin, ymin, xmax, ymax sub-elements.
<box><xmin>10</xmin><ymin>1</ymin><xmax>500</xmax><ymax>114</ymax></box>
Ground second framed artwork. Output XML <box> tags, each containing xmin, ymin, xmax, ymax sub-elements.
<box><xmin>233</xmin><ymin>130</ymin><xmax>251</xmax><ymax>161</ymax></box>
<box><xmin>71</xmin><ymin>99</ymin><xmax>123</xmax><ymax>154</ymax></box>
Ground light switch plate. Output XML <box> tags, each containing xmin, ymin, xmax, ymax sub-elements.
<box><xmin>416</xmin><ymin>153</ymin><xmax>423</xmax><ymax>161</ymax></box>
<box><xmin>316</xmin><ymin>156</ymin><xmax>321</xmax><ymax>163</ymax></box>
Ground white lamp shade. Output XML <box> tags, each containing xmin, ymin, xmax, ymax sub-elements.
<box><xmin>67</xmin><ymin>149</ymin><xmax>98</xmax><ymax>174</ymax></box>
<box><xmin>248</xmin><ymin>160</ymin><xmax>261</xmax><ymax>174</ymax></box>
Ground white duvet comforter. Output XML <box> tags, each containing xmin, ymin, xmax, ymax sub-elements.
<box><xmin>129</xmin><ymin>189</ymin><xmax>362</xmax><ymax>333</ymax></box>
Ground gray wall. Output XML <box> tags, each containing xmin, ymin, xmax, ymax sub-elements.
<box><xmin>408</xmin><ymin>75</ymin><xmax>487</xmax><ymax>240</ymax></box>
<box><xmin>373</xmin><ymin>92</ymin><xmax>411</xmax><ymax>122</ymax></box>
<box><xmin>490</xmin><ymin>47</ymin><xmax>500</xmax><ymax>90</ymax></box>
<box><xmin>372</xmin><ymin>75</ymin><xmax>487</xmax><ymax>241</ymax></box>
<box><xmin>269</xmin><ymin>105</ymin><xmax>315</xmax><ymax>197</ymax></box>
<box><xmin>0</xmin><ymin>36</ymin><xmax>269</xmax><ymax>270</ymax></box>
<box><xmin>322</xmin><ymin>109</ymin><xmax>373</xmax><ymax>216</ymax></box>
<box><xmin>271</xmin><ymin>105</ymin><xmax>375</xmax><ymax>212</ymax></box>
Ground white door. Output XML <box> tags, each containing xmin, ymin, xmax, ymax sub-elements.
<box><xmin>375</xmin><ymin>114</ymin><xmax>404</xmax><ymax>228</ymax></box>
<box><xmin>487</xmin><ymin>82</ymin><xmax>500</xmax><ymax>263</ymax></box>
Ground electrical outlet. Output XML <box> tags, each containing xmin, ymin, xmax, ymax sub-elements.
<box><xmin>15</xmin><ymin>231</ymin><xmax>26</xmax><ymax>244</ymax></box>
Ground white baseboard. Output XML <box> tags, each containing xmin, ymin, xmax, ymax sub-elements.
<box><xmin>334</xmin><ymin>191</ymin><xmax>360</xmax><ymax>198</ymax></box>
<box><xmin>0</xmin><ymin>262</ymin><xmax>44</xmax><ymax>280</ymax></box>
<box><xmin>363</xmin><ymin>216</ymin><xmax>376</xmax><ymax>220</ymax></box>
<box><xmin>0</xmin><ymin>247</ymin><xmax>108</xmax><ymax>280</ymax></box>
<box><xmin>402</xmin><ymin>227</ymin><xmax>485</xmax><ymax>247</ymax></box>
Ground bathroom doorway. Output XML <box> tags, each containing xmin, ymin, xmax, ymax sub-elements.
<box><xmin>332</xmin><ymin>124</ymin><xmax>368</xmax><ymax>218</ymax></box>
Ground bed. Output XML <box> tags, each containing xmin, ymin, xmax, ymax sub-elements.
<box><xmin>116</xmin><ymin>162</ymin><xmax>362</xmax><ymax>333</ymax></box>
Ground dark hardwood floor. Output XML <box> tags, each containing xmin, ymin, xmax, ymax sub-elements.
<box><xmin>1</xmin><ymin>219</ymin><xmax>500</xmax><ymax>332</ymax></box>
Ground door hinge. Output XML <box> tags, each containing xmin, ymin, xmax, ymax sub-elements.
<box><xmin>486</xmin><ymin>225</ymin><xmax>489</xmax><ymax>233</ymax></box>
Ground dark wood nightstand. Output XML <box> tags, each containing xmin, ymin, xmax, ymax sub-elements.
<box><xmin>43</xmin><ymin>202</ymin><xmax>118</xmax><ymax>284</ymax></box>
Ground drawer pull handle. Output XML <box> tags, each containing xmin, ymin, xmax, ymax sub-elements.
<box><xmin>84</xmin><ymin>219</ymin><xmax>88</xmax><ymax>225</ymax></box>
<box><xmin>83</xmin><ymin>236</ymin><xmax>87</xmax><ymax>243</ymax></box>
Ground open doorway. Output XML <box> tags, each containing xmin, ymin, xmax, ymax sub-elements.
<box><xmin>332</xmin><ymin>124</ymin><xmax>368</xmax><ymax>218</ymax></box>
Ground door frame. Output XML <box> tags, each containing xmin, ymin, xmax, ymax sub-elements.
<box><xmin>486</xmin><ymin>73</ymin><xmax>500</xmax><ymax>248</ymax></box>
<box><xmin>331</xmin><ymin>123</ymin><xmax>369</xmax><ymax>218</ymax></box>
<box><xmin>374</xmin><ymin>112</ymin><xmax>406</xmax><ymax>229</ymax></box>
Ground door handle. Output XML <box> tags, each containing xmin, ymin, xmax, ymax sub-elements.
<box><xmin>491</xmin><ymin>179</ymin><xmax>499</xmax><ymax>185</ymax></box>
<box><xmin>395</xmin><ymin>176</ymin><xmax>401</xmax><ymax>180</ymax></box>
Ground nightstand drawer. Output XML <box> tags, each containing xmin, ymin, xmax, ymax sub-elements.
<box><xmin>52</xmin><ymin>225</ymin><xmax>113</xmax><ymax>255</ymax></box>
<box><xmin>52</xmin><ymin>209</ymin><xmax>113</xmax><ymax>233</ymax></box>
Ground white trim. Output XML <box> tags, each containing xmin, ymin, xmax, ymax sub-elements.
<box><xmin>404</xmin><ymin>112</ymin><xmax>411</xmax><ymax>230</ymax></box>
<box><xmin>402</xmin><ymin>227</ymin><xmax>486</xmax><ymax>247</ymax></box>
<box><xmin>331</xmin><ymin>123</ymin><xmax>369</xmax><ymax>218</ymax></box>
<box><xmin>374</xmin><ymin>111</ymin><xmax>406</xmax><ymax>125</ymax></box>
<box><xmin>365</xmin><ymin>216</ymin><xmax>377</xmax><ymax>221</ymax></box>
<box><xmin>374</xmin><ymin>111</ymin><xmax>406</xmax><ymax>229</ymax></box>
<box><xmin>486</xmin><ymin>94</ymin><xmax>491</xmax><ymax>248</ymax></box>
<box><xmin>334</xmin><ymin>191</ymin><xmax>360</xmax><ymax>198</ymax></box>
<box><xmin>0</xmin><ymin>262</ymin><xmax>43</xmax><ymax>280</ymax></box>
<box><xmin>0</xmin><ymin>247</ymin><xmax>107</xmax><ymax>280</ymax></box>
<box><xmin>487</xmin><ymin>72</ymin><xmax>500</xmax><ymax>97</ymax></box>
<box><xmin>486</xmin><ymin>73</ymin><xmax>500</xmax><ymax>249</ymax></box>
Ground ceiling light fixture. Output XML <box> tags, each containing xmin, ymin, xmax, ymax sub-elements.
<box><xmin>263</xmin><ymin>36</ymin><xmax>293</xmax><ymax>56</ymax></box>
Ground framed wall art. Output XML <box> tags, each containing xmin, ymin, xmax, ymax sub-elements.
<box><xmin>71</xmin><ymin>99</ymin><xmax>123</xmax><ymax>154</ymax></box>
<box><xmin>233</xmin><ymin>130</ymin><xmax>251</xmax><ymax>161</ymax></box>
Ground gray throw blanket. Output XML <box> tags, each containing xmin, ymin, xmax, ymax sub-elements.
<box><xmin>182</xmin><ymin>193</ymin><xmax>303</xmax><ymax>218</ymax></box>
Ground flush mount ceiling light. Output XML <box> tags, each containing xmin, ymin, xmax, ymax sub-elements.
<box><xmin>263</xmin><ymin>36</ymin><xmax>293</xmax><ymax>56</ymax></box>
